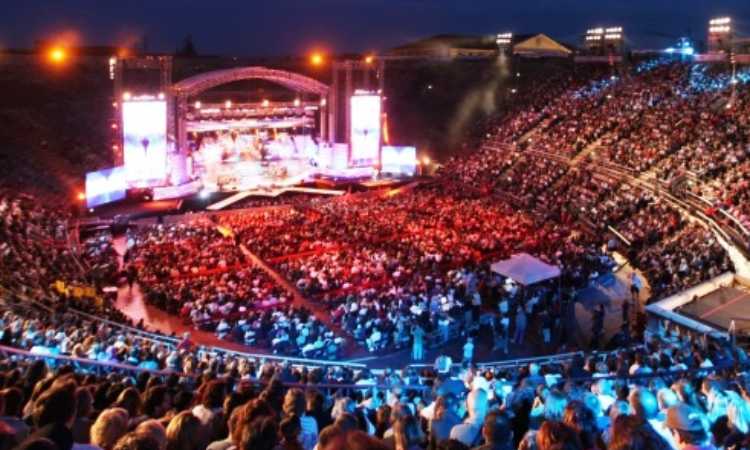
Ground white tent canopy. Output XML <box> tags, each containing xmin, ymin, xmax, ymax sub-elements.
<box><xmin>490</xmin><ymin>253</ymin><xmax>561</xmax><ymax>286</ymax></box>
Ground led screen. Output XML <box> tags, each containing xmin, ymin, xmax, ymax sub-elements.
<box><xmin>381</xmin><ymin>146</ymin><xmax>417</xmax><ymax>175</ymax></box>
<box><xmin>85</xmin><ymin>166</ymin><xmax>127</xmax><ymax>208</ymax></box>
<box><xmin>122</xmin><ymin>100</ymin><xmax>168</xmax><ymax>186</ymax></box>
<box><xmin>350</xmin><ymin>95</ymin><xmax>381</xmax><ymax>167</ymax></box>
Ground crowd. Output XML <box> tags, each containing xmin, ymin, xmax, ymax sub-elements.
<box><xmin>0</xmin><ymin>317</ymin><xmax>746</xmax><ymax>450</ymax></box>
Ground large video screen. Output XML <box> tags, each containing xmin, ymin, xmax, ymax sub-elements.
<box><xmin>381</xmin><ymin>146</ymin><xmax>417</xmax><ymax>175</ymax></box>
<box><xmin>122</xmin><ymin>100</ymin><xmax>168</xmax><ymax>187</ymax></box>
<box><xmin>85</xmin><ymin>166</ymin><xmax>127</xmax><ymax>208</ymax></box>
<box><xmin>188</xmin><ymin>130</ymin><xmax>322</xmax><ymax>192</ymax></box>
<box><xmin>350</xmin><ymin>94</ymin><xmax>381</xmax><ymax>167</ymax></box>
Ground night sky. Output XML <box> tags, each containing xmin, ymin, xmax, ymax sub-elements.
<box><xmin>2</xmin><ymin>0</ymin><xmax>750</xmax><ymax>56</ymax></box>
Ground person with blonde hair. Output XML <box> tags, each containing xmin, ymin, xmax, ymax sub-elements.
<box><xmin>165</xmin><ymin>412</ymin><xmax>206</xmax><ymax>450</ymax></box>
<box><xmin>135</xmin><ymin>420</ymin><xmax>167</xmax><ymax>450</ymax></box>
<box><xmin>90</xmin><ymin>408</ymin><xmax>129</xmax><ymax>450</ymax></box>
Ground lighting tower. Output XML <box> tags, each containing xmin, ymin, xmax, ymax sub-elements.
<box><xmin>708</xmin><ymin>17</ymin><xmax>733</xmax><ymax>53</ymax></box>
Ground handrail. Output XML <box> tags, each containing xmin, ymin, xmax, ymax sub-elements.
<box><xmin>0</xmin><ymin>345</ymin><xmax>176</xmax><ymax>377</ymax></box>
<box><xmin>0</xmin><ymin>345</ymin><xmax>394</xmax><ymax>387</ymax></box>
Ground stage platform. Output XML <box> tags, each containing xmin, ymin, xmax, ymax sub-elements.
<box><xmin>676</xmin><ymin>286</ymin><xmax>750</xmax><ymax>333</ymax></box>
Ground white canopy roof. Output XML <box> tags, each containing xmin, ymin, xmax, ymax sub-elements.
<box><xmin>490</xmin><ymin>253</ymin><xmax>561</xmax><ymax>286</ymax></box>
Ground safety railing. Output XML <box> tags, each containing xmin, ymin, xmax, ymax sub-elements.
<box><xmin>0</xmin><ymin>345</ymin><xmax>405</xmax><ymax>393</ymax></box>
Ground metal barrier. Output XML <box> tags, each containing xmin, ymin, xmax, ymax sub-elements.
<box><xmin>0</xmin><ymin>345</ymin><xmax>414</xmax><ymax>393</ymax></box>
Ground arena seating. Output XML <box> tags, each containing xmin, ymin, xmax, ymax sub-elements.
<box><xmin>2</xmin><ymin>58</ymin><xmax>750</xmax><ymax>450</ymax></box>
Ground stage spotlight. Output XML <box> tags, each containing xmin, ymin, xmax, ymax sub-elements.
<box><xmin>122</xmin><ymin>92</ymin><xmax>131</xmax><ymax>101</ymax></box>
<box><xmin>225</xmin><ymin>100</ymin><xmax>232</xmax><ymax>108</ymax></box>
<box><xmin>77</xmin><ymin>192</ymin><xmax>86</xmax><ymax>202</ymax></box>
<box><xmin>364</xmin><ymin>55</ymin><xmax>375</xmax><ymax>64</ymax></box>
<box><xmin>200</xmin><ymin>190</ymin><xmax>211</xmax><ymax>200</ymax></box>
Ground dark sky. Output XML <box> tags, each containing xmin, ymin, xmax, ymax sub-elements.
<box><xmin>2</xmin><ymin>0</ymin><xmax>749</xmax><ymax>56</ymax></box>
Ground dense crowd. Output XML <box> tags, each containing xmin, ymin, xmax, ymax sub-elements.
<box><xmin>0</xmin><ymin>319</ymin><xmax>746</xmax><ymax>450</ymax></box>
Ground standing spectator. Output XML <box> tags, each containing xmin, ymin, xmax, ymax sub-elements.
<box><xmin>283</xmin><ymin>389</ymin><xmax>318</xmax><ymax>450</ymax></box>
<box><xmin>463</xmin><ymin>338</ymin><xmax>475</xmax><ymax>365</ymax></box>
<box><xmin>514</xmin><ymin>309</ymin><xmax>527</xmax><ymax>346</ymax></box>
<box><xmin>412</xmin><ymin>325</ymin><xmax>425</xmax><ymax>362</ymax></box>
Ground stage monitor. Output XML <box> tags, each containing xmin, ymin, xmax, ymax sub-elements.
<box><xmin>85</xmin><ymin>166</ymin><xmax>127</xmax><ymax>208</ymax></box>
<box><xmin>122</xmin><ymin>99</ymin><xmax>168</xmax><ymax>187</ymax></box>
<box><xmin>381</xmin><ymin>146</ymin><xmax>417</xmax><ymax>175</ymax></box>
<box><xmin>350</xmin><ymin>94</ymin><xmax>381</xmax><ymax>167</ymax></box>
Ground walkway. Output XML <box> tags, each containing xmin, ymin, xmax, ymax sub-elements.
<box><xmin>237</xmin><ymin>243</ymin><xmax>354</xmax><ymax>345</ymax></box>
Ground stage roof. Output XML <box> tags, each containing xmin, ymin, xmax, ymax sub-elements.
<box><xmin>490</xmin><ymin>253</ymin><xmax>561</xmax><ymax>286</ymax></box>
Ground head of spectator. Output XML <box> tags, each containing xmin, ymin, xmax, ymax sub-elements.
<box><xmin>142</xmin><ymin>386</ymin><xmax>170</xmax><ymax>420</ymax></box>
<box><xmin>480</xmin><ymin>410</ymin><xmax>512</xmax><ymax>450</ymax></box>
<box><xmin>114</xmin><ymin>388</ymin><xmax>142</xmax><ymax>419</ymax></box>
<box><xmin>135</xmin><ymin>420</ymin><xmax>167</xmax><ymax>450</ymax></box>
<box><xmin>90</xmin><ymin>408</ymin><xmax>129</xmax><ymax>450</ymax></box>
<box><xmin>283</xmin><ymin>388</ymin><xmax>306</xmax><ymax>418</ymax></box>
<box><xmin>394</xmin><ymin>415</ymin><xmax>424</xmax><ymax>450</ymax></box>
<box><xmin>535</xmin><ymin>421</ymin><xmax>581</xmax><ymax>450</ymax></box>
<box><xmin>608</xmin><ymin>415</ymin><xmax>672</xmax><ymax>450</ymax></box>
<box><xmin>112</xmin><ymin>432</ymin><xmax>162</xmax><ymax>450</ymax></box>
<box><xmin>628</xmin><ymin>388</ymin><xmax>658</xmax><ymax>422</ymax></box>
<box><xmin>238</xmin><ymin>416</ymin><xmax>278</xmax><ymax>450</ymax></box>
<box><xmin>544</xmin><ymin>390</ymin><xmax>568</xmax><ymax>422</ymax></box>
<box><xmin>33</xmin><ymin>381</ymin><xmax>77</xmax><ymax>429</ymax></box>
<box><xmin>665</xmin><ymin>404</ymin><xmax>711</xmax><ymax>449</ymax></box>
<box><xmin>278</xmin><ymin>416</ymin><xmax>303</xmax><ymax>450</ymax></box>
<box><xmin>166</xmin><ymin>412</ymin><xmax>206</xmax><ymax>450</ymax></box>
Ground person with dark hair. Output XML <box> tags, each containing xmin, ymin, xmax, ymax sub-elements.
<box><xmin>664</xmin><ymin>404</ymin><xmax>716</xmax><ymax>450</ymax></box>
<box><xmin>562</xmin><ymin>401</ymin><xmax>603</xmax><ymax>450</ymax></box>
<box><xmin>283</xmin><ymin>389</ymin><xmax>318</xmax><ymax>450</ymax></box>
<box><xmin>305</xmin><ymin>390</ymin><xmax>332</xmax><ymax>432</ymax></box>
<box><xmin>277</xmin><ymin>416</ymin><xmax>303</xmax><ymax>450</ymax></box>
<box><xmin>473</xmin><ymin>411</ymin><xmax>512</xmax><ymax>450</ymax></box>
<box><xmin>375</xmin><ymin>405</ymin><xmax>392</xmax><ymax>439</ymax></box>
<box><xmin>113</xmin><ymin>389</ymin><xmax>141</xmax><ymax>421</ymax></box>
<box><xmin>429</xmin><ymin>395</ymin><xmax>460</xmax><ymax>450</ymax></box>
<box><xmin>239</xmin><ymin>416</ymin><xmax>278</xmax><ymax>450</ymax></box>
<box><xmin>608</xmin><ymin>415</ymin><xmax>672</xmax><ymax>450</ymax></box>
<box><xmin>141</xmin><ymin>386</ymin><xmax>170</xmax><ymax>422</ymax></box>
<box><xmin>32</xmin><ymin>381</ymin><xmax>77</xmax><ymax>429</ymax></box>
<box><xmin>192</xmin><ymin>380</ymin><xmax>225</xmax><ymax>441</ymax></box>
<box><xmin>13</xmin><ymin>437</ymin><xmax>58</xmax><ymax>450</ymax></box>
<box><xmin>0</xmin><ymin>387</ymin><xmax>29</xmax><ymax>441</ymax></box>
<box><xmin>535</xmin><ymin>421</ymin><xmax>582</xmax><ymax>450</ymax></box>
<box><xmin>394</xmin><ymin>415</ymin><xmax>424</xmax><ymax>450</ymax></box>
<box><xmin>72</xmin><ymin>387</ymin><xmax>94</xmax><ymax>444</ymax></box>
